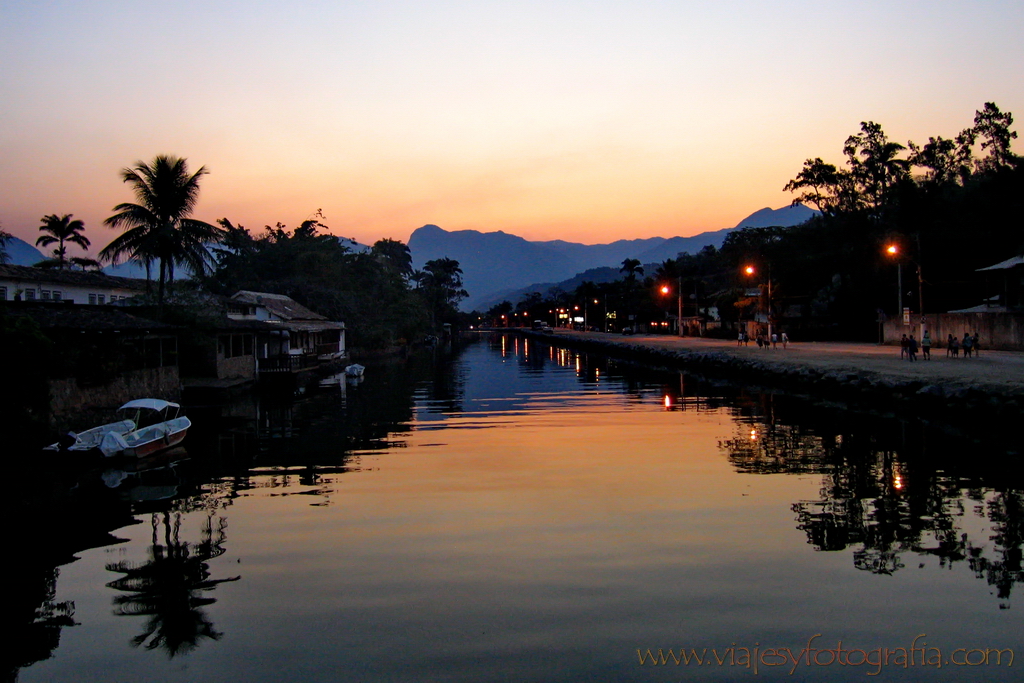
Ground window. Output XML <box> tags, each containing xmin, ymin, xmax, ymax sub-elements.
<box><xmin>52</xmin><ymin>291</ymin><xmax>62</xmax><ymax>301</ymax></box>
<box><xmin>24</xmin><ymin>289</ymin><xmax>36</xmax><ymax>300</ymax></box>
<box><xmin>97</xmin><ymin>294</ymin><xmax>106</xmax><ymax>304</ymax></box>
<box><xmin>0</xmin><ymin>287</ymin><xmax>6</xmax><ymax>300</ymax></box>
<box><xmin>41</xmin><ymin>290</ymin><xmax>51</xmax><ymax>300</ymax></box>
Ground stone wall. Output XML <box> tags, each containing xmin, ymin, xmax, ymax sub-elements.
<box><xmin>49</xmin><ymin>366</ymin><xmax>181</xmax><ymax>430</ymax></box>
<box><xmin>882</xmin><ymin>312</ymin><xmax>1024</xmax><ymax>350</ymax></box>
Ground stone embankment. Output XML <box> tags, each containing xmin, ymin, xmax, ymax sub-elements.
<box><xmin>517</xmin><ymin>329</ymin><xmax>1024</xmax><ymax>422</ymax></box>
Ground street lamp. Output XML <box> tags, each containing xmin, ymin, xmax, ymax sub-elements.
<box><xmin>744</xmin><ymin>265</ymin><xmax>772</xmax><ymax>341</ymax></box>
<box><xmin>660</xmin><ymin>280</ymin><xmax>683</xmax><ymax>336</ymax></box>
<box><xmin>885</xmin><ymin>244</ymin><xmax>925</xmax><ymax>332</ymax></box>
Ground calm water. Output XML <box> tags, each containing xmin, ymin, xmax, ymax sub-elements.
<box><xmin>10</xmin><ymin>333</ymin><xmax>1023</xmax><ymax>682</ymax></box>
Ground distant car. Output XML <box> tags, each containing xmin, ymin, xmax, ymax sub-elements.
<box><xmin>541</xmin><ymin>325</ymin><xmax>553</xmax><ymax>333</ymax></box>
<box><xmin>621</xmin><ymin>327</ymin><xmax>635</xmax><ymax>335</ymax></box>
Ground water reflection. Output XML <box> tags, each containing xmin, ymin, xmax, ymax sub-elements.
<box><xmin>12</xmin><ymin>333</ymin><xmax>1024</xmax><ymax>682</ymax></box>
<box><xmin>716</xmin><ymin>392</ymin><xmax>1023</xmax><ymax>607</ymax></box>
<box><xmin>105</xmin><ymin>511</ymin><xmax>239</xmax><ymax>656</ymax></box>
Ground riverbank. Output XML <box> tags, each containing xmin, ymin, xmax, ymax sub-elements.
<box><xmin>516</xmin><ymin>329</ymin><xmax>1024</xmax><ymax>423</ymax></box>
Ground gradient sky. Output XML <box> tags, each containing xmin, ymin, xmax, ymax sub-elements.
<box><xmin>2</xmin><ymin>0</ymin><xmax>1022</xmax><ymax>254</ymax></box>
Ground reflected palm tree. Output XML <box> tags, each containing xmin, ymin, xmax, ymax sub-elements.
<box><xmin>106</xmin><ymin>511</ymin><xmax>239</xmax><ymax>657</ymax></box>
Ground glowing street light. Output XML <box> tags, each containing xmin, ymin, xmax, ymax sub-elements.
<box><xmin>885</xmin><ymin>243</ymin><xmax>925</xmax><ymax>332</ymax></box>
<box><xmin>744</xmin><ymin>264</ymin><xmax>773</xmax><ymax>341</ymax></box>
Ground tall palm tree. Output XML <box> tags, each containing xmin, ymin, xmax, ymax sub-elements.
<box><xmin>101</xmin><ymin>155</ymin><xmax>224</xmax><ymax>304</ymax></box>
<box><xmin>36</xmin><ymin>214</ymin><xmax>90</xmax><ymax>270</ymax></box>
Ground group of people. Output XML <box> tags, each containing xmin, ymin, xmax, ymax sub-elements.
<box><xmin>738</xmin><ymin>330</ymin><xmax>789</xmax><ymax>349</ymax></box>
<box><xmin>946</xmin><ymin>332</ymin><xmax>980</xmax><ymax>358</ymax></box>
<box><xmin>899</xmin><ymin>331</ymin><xmax>980</xmax><ymax>361</ymax></box>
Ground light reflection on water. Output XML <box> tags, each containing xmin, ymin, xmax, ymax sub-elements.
<box><xmin>11</xmin><ymin>333</ymin><xmax>1023</xmax><ymax>682</ymax></box>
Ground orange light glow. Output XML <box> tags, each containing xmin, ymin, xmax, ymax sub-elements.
<box><xmin>886</xmin><ymin>245</ymin><xmax>898</xmax><ymax>255</ymax></box>
<box><xmin>660</xmin><ymin>285</ymin><xmax>670</xmax><ymax>295</ymax></box>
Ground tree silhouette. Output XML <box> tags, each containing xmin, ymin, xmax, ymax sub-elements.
<box><xmin>35</xmin><ymin>214</ymin><xmax>91</xmax><ymax>270</ymax></box>
<box><xmin>101</xmin><ymin>155</ymin><xmax>224</xmax><ymax>305</ymax></box>
<box><xmin>106</xmin><ymin>511</ymin><xmax>239</xmax><ymax>657</ymax></box>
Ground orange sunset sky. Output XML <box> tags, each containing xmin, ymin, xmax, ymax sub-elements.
<box><xmin>2</xmin><ymin>1</ymin><xmax>1022</xmax><ymax>251</ymax></box>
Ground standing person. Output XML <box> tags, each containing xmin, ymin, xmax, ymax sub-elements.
<box><xmin>738</xmin><ymin>330</ymin><xmax>744</xmax><ymax>347</ymax></box>
<box><xmin>951</xmin><ymin>335</ymin><xmax>960</xmax><ymax>357</ymax></box>
<box><xmin>972</xmin><ymin>332</ymin><xmax>980</xmax><ymax>356</ymax></box>
<box><xmin>921</xmin><ymin>330</ymin><xmax>932</xmax><ymax>360</ymax></box>
<box><xmin>756</xmin><ymin>332</ymin><xmax>764</xmax><ymax>349</ymax></box>
<box><xmin>781</xmin><ymin>331</ymin><xmax>789</xmax><ymax>349</ymax></box>
<box><xmin>947</xmin><ymin>334</ymin><xmax>955</xmax><ymax>357</ymax></box>
<box><xmin>900</xmin><ymin>334</ymin><xmax>909</xmax><ymax>359</ymax></box>
<box><xmin>771</xmin><ymin>332</ymin><xmax>778</xmax><ymax>349</ymax></box>
<box><xmin>962</xmin><ymin>333</ymin><xmax>973</xmax><ymax>358</ymax></box>
<box><xmin>908</xmin><ymin>334</ymin><xmax>918</xmax><ymax>362</ymax></box>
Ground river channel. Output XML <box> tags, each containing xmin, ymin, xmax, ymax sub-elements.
<box><xmin>10</xmin><ymin>332</ymin><xmax>1023</xmax><ymax>682</ymax></box>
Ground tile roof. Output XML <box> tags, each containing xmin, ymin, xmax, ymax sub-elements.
<box><xmin>231</xmin><ymin>290</ymin><xmax>327</xmax><ymax>321</ymax></box>
<box><xmin>0</xmin><ymin>263</ymin><xmax>148</xmax><ymax>290</ymax></box>
<box><xmin>1</xmin><ymin>302</ymin><xmax>176</xmax><ymax>331</ymax></box>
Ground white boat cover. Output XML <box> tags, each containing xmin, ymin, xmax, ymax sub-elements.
<box><xmin>99</xmin><ymin>431</ymin><xmax>131</xmax><ymax>457</ymax></box>
<box><xmin>118</xmin><ymin>398</ymin><xmax>180</xmax><ymax>411</ymax></box>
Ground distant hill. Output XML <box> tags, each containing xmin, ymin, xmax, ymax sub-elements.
<box><xmin>2</xmin><ymin>237</ymin><xmax>46</xmax><ymax>266</ymax></box>
<box><xmin>410</xmin><ymin>204</ymin><xmax>817</xmax><ymax>311</ymax></box>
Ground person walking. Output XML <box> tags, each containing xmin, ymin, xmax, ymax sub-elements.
<box><xmin>951</xmin><ymin>335</ymin><xmax>960</xmax><ymax>357</ymax></box>
<box><xmin>962</xmin><ymin>333</ymin><xmax>973</xmax><ymax>358</ymax></box>
<box><xmin>900</xmin><ymin>334</ymin><xmax>909</xmax><ymax>360</ymax></box>
<box><xmin>921</xmin><ymin>330</ymin><xmax>931</xmax><ymax>360</ymax></box>
<box><xmin>781</xmin><ymin>331</ymin><xmax>789</xmax><ymax>349</ymax></box>
<box><xmin>908</xmin><ymin>334</ymin><xmax>918</xmax><ymax>362</ymax></box>
<box><xmin>771</xmin><ymin>332</ymin><xmax>778</xmax><ymax>350</ymax></box>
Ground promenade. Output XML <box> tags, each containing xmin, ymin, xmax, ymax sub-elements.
<box><xmin>546</xmin><ymin>329</ymin><xmax>1024</xmax><ymax>396</ymax></box>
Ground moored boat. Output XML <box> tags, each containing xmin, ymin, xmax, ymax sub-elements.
<box><xmin>98</xmin><ymin>399</ymin><xmax>191</xmax><ymax>458</ymax></box>
<box><xmin>43</xmin><ymin>418</ymin><xmax>137</xmax><ymax>453</ymax></box>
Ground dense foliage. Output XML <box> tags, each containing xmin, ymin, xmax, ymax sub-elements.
<box><xmin>489</xmin><ymin>103</ymin><xmax>1022</xmax><ymax>339</ymax></box>
<box><xmin>202</xmin><ymin>217</ymin><xmax>460</xmax><ymax>348</ymax></box>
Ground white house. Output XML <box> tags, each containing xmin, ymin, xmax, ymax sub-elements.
<box><xmin>227</xmin><ymin>291</ymin><xmax>346</xmax><ymax>371</ymax></box>
<box><xmin>0</xmin><ymin>264</ymin><xmax>146</xmax><ymax>304</ymax></box>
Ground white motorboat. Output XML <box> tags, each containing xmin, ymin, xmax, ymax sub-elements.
<box><xmin>44</xmin><ymin>418</ymin><xmax>137</xmax><ymax>452</ymax></box>
<box><xmin>345</xmin><ymin>364</ymin><xmax>365</xmax><ymax>378</ymax></box>
<box><xmin>98</xmin><ymin>399</ymin><xmax>191</xmax><ymax>458</ymax></box>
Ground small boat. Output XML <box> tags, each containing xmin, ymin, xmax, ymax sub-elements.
<box><xmin>98</xmin><ymin>399</ymin><xmax>191</xmax><ymax>459</ymax></box>
<box><xmin>345</xmin><ymin>363</ymin><xmax>365</xmax><ymax>378</ymax></box>
<box><xmin>44</xmin><ymin>418</ymin><xmax>137</xmax><ymax>452</ymax></box>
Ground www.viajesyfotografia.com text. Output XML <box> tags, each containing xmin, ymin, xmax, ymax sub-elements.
<box><xmin>637</xmin><ymin>634</ymin><xmax>1013</xmax><ymax>676</ymax></box>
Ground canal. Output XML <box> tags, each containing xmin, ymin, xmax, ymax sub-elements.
<box><xmin>10</xmin><ymin>332</ymin><xmax>1023</xmax><ymax>682</ymax></box>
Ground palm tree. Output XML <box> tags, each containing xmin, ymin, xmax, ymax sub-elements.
<box><xmin>620</xmin><ymin>258</ymin><xmax>644</xmax><ymax>332</ymax></box>
<box><xmin>101</xmin><ymin>155</ymin><xmax>224</xmax><ymax>304</ymax></box>
<box><xmin>36</xmin><ymin>214</ymin><xmax>90</xmax><ymax>270</ymax></box>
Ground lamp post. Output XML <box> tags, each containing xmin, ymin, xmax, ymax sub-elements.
<box><xmin>744</xmin><ymin>265</ymin><xmax>772</xmax><ymax>341</ymax></box>
<box><xmin>660</xmin><ymin>282</ymin><xmax>682</xmax><ymax>335</ymax></box>
<box><xmin>886</xmin><ymin>244</ymin><xmax>924</xmax><ymax>333</ymax></box>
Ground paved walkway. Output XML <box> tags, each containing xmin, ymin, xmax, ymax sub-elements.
<box><xmin>549</xmin><ymin>330</ymin><xmax>1024</xmax><ymax>393</ymax></box>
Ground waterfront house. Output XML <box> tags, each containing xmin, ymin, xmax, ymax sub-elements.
<box><xmin>227</xmin><ymin>291</ymin><xmax>346</xmax><ymax>375</ymax></box>
<box><xmin>0</xmin><ymin>264</ymin><xmax>146</xmax><ymax>304</ymax></box>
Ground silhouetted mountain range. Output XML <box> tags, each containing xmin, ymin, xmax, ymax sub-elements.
<box><xmin>2</xmin><ymin>237</ymin><xmax>46</xmax><ymax>266</ymax></box>
<box><xmin>410</xmin><ymin>204</ymin><xmax>816</xmax><ymax>310</ymax></box>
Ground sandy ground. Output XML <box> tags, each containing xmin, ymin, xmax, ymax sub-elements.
<box><xmin>549</xmin><ymin>330</ymin><xmax>1024</xmax><ymax>394</ymax></box>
